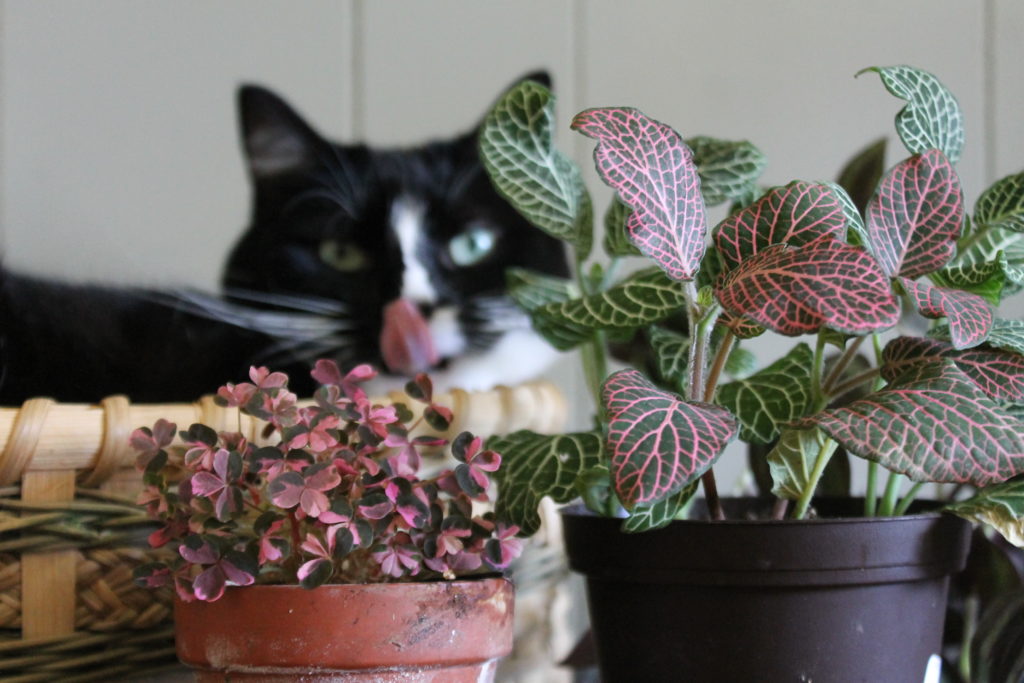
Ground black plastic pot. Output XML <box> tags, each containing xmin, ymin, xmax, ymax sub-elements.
<box><xmin>562</xmin><ymin>498</ymin><xmax>972</xmax><ymax>683</ymax></box>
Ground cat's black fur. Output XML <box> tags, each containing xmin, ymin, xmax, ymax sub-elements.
<box><xmin>0</xmin><ymin>73</ymin><xmax>567</xmax><ymax>404</ymax></box>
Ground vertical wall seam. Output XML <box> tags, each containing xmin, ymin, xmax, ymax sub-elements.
<box><xmin>983</xmin><ymin>0</ymin><xmax>996</xmax><ymax>184</ymax></box>
<box><xmin>0</xmin><ymin>0</ymin><xmax>7</xmax><ymax>248</ymax></box>
<box><xmin>350</xmin><ymin>0</ymin><xmax>365</xmax><ymax>140</ymax></box>
<box><xmin>569</xmin><ymin>0</ymin><xmax>587</xmax><ymax>166</ymax></box>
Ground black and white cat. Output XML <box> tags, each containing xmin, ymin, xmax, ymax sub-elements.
<box><xmin>0</xmin><ymin>73</ymin><xmax>568</xmax><ymax>403</ymax></box>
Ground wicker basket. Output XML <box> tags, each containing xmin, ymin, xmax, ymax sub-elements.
<box><xmin>0</xmin><ymin>382</ymin><xmax>566</xmax><ymax>682</ymax></box>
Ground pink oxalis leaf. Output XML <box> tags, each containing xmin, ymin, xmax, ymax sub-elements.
<box><xmin>865</xmin><ymin>149</ymin><xmax>964</xmax><ymax>278</ymax></box>
<box><xmin>797</xmin><ymin>360</ymin><xmax>1024</xmax><ymax>486</ymax></box>
<box><xmin>715</xmin><ymin>237</ymin><xmax>901</xmax><ymax>336</ymax></box>
<box><xmin>572</xmin><ymin>107</ymin><xmax>707</xmax><ymax>281</ymax></box>
<box><xmin>881</xmin><ymin>336</ymin><xmax>1024</xmax><ymax>403</ymax></box>
<box><xmin>603</xmin><ymin>369</ymin><xmax>737</xmax><ymax>507</ymax></box>
<box><xmin>897</xmin><ymin>277</ymin><xmax>993</xmax><ymax>349</ymax></box>
<box><xmin>713</xmin><ymin>181</ymin><xmax>847</xmax><ymax>272</ymax></box>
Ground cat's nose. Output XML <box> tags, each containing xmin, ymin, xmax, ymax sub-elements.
<box><xmin>379</xmin><ymin>298</ymin><xmax>439</xmax><ymax>376</ymax></box>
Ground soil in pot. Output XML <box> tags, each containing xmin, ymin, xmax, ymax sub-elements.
<box><xmin>174</xmin><ymin>576</ymin><xmax>514</xmax><ymax>682</ymax></box>
<box><xmin>562</xmin><ymin>498</ymin><xmax>971</xmax><ymax>683</ymax></box>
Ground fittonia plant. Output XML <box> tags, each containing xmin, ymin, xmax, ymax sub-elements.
<box><xmin>481</xmin><ymin>67</ymin><xmax>1024</xmax><ymax>540</ymax></box>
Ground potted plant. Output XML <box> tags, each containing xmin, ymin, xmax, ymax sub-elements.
<box><xmin>479</xmin><ymin>67</ymin><xmax>1024</xmax><ymax>682</ymax></box>
<box><xmin>131</xmin><ymin>359</ymin><xmax>523</xmax><ymax>682</ymax></box>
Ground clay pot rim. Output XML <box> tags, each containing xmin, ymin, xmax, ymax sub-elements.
<box><xmin>182</xmin><ymin>573</ymin><xmax>510</xmax><ymax>598</ymax></box>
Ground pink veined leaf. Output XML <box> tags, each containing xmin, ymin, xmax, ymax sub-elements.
<box><xmin>897</xmin><ymin>278</ymin><xmax>993</xmax><ymax>349</ymax></box>
<box><xmin>881</xmin><ymin>336</ymin><xmax>1024</xmax><ymax>403</ymax></box>
<box><xmin>715</xmin><ymin>237</ymin><xmax>901</xmax><ymax>336</ymax></box>
<box><xmin>865</xmin><ymin>149</ymin><xmax>964</xmax><ymax>278</ymax></box>
<box><xmin>602</xmin><ymin>369</ymin><xmax>737</xmax><ymax>507</ymax></box>
<box><xmin>714</xmin><ymin>181</ymin><xmax>847</xmax><ymax>272</ymax></box>
<box><xmin>572</xmin><ymin>107</ymin><xmax>707</xmax><ymax>281</ymax></box>
<box><xmin>797</xmin><ymin>360</ymin><xmax>1024</xmax><ymax>486</ymax></box>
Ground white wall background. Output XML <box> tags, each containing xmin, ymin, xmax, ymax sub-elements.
<box><xmin>1</xmin><ymin>1</ymin><xmax>1022</xmax><ymax>491</ymax></box>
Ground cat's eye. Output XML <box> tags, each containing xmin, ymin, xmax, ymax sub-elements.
<box><xmin>448</xmin><ymin>225</ymin><xmax>496</xmax><ymax>267</ymax></box>
<box><xmin>319</xmin><ymin>239</ymin><xmax>369</xmax><ymax>272</ymax></box>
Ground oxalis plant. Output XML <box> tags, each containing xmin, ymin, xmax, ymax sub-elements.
<box><xmin>132</xmin><ymin>360</ymin><xmax>522</xmax><ymax>601</ymax></box>
<box><xmin>480</xmin><ymin>66</ymin><xmax>1024</xmax><ymax>539</ymax></box>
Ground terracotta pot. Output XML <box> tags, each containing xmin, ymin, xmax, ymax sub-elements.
<box><xmin>563</xmin><ymin>498</ymin><xmax>972</xmax><ymax>683</ymax></box>
<box><xmin>174</xmin><ymin>577</ymin><xmax>514</xmax><ymax>682</ymax></box>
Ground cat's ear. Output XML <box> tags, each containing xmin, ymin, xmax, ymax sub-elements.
<box><xmin>237</xmin><ymin>85</ymin><xmax>329</xmax><ymax>180</ymax></box>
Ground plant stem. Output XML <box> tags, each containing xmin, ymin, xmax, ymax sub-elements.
<box><xmin>827</xmin><ymin>367</ymin><xmax>882</xmax><ymax>401</ymax></box>
<box><xmin>821</xmin><ymin>335</ymin><xmax>867</xmax><ymax>394</ymax></box>
<box><xmin>862</xmin><ymin>333</ymin><xmax>889</xmax><ymax>517</ymax></box>
<box><xmin>701</xmin><ymin>470</ymin><xmax>725</xmax><ymax>521</ymax></box>
<box><xmin>792</xmin><ymin>436</ymin><xmax>839</xmax><ymax>519</ymax></box>
<box><xmin>893</xmin><ymin>482</ymin><xmax>925</xmax><ymax>516</ymax></box>
<box><xmin>864</xmin><ymin>461</ymin><xmax>879</xmax><ymax>516</ymax></box>
<box><xmin>878</xmin><ymin>471</ymin><xmax>903</xmax><ymax>516</ymax></box>
<box><xmin>771</xmin><ymin>498</ymin><xmax>790</xmax><ymax>520</ymax></box>
<box><xmin>702</xmin><ymin>330</ymin><xmax>735</xmax><ymax>403</ymax></box>
<box><xmin>810</xmin><ymin>330</ymin><xmax>828</xmax><ymax>412</ymax></box>
<box><xmin>683</xmin><ymin>281</ymin><xmax>724</xmax><ymax>520</ymax></box>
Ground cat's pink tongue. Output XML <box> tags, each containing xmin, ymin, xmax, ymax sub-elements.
<box><xmin>380</xmin><ymin>299</ymin><xmax>439</xmax><ymax>376</ymax></box>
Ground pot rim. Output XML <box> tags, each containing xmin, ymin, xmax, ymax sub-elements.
<box><xmin>560</xmin><ymin>496</ymin><xmax>955</xmax><ymax>527</ymax></box>
<box><xmin>176</xmin><ymin>573</ymin><xmax>510</xmax><ymax>597</ymax></box>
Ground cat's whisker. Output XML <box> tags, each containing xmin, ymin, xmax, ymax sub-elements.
<box><xmin>158</xmin><ymin>290</ymin><xmax>355</xmax><ymax>337</ymax></box>
<box><xmin>222</xmin><ymin>288</ymin><xmax>349</xmax><ymax>315</ymax></box>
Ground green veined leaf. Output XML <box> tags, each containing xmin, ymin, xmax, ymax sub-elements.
<box><xmin>932</xmin><ymin>319</ymin><xmax>1024</xmax><ymax>356</ymax></box>
<box><xmin>824</xmin><ymin>181</ymin><xmax>868</xmax><ymax>247</ymax></box>
<box><xmin>648</xmin><ymin>326</ymin><xmax>689</xmax><ymax>393</ymax></box>
<box><xmin>507</xmin><ymin>267</ymin><xmax>576</xmax><ymax>312</ymax></box>
<box><xmin>975</xmin><ymin>170</ymin><xmax>1024</xmax><ymax>233</ymax></box>
<box><xmin>622</xmin><ymin>480</ymin><xmax>698</xmax><ymax>533</ymax></box>
<box><xmin>715</xmin><ymin>343</ymin><xmax>814</xmax><ymax>444</ymax></box>
<box><xmin>766</xmin><ymin>428</ymin><xmax>827</xmax><ymax>501</ymax></box>
<box><xmin>946</xmin><ymin>478</ymin><xmax>1024</xmax><ymax>547</ymax></box>
<box><xmin>724</xmin><ymin>345</ymin><xmax>757</xmax><ymax>380</ymax></box>
<box><xmin>686</xmin><ymin>135</ymin><xmax>768</xmax><ymax>206</ymax></box>
<box><xmin>970</xmin><ymin>586</ymin><xmax>1024</xmax><ymax>683</ymax></box>
<box><xmin>603</xmin><ymin>197</ymin><xmax>641</xmax><ymax>257</ymax></box>
<box><xmin>532</xmin><ymin>268</ymin><xmax>686</xmax><ymax>350</ymax></box>
<box><xmin>488</xmin><ymin>430</ymin><xmax>604</xmax><ymax>536</ymax></box>
<box><xmin>480</xmin><ymin>79</ymin><xmax>593</xmax><ymax>257</ymax></box>
<box><xmin>931</xmin><ymin>253</ymin><xmax>1009</xmax><ymax>306</ymax></box>
<box><xmin>862</xmin><ymin>65</ymin><xmax>964</xmax><ymax>163</ymax></box>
